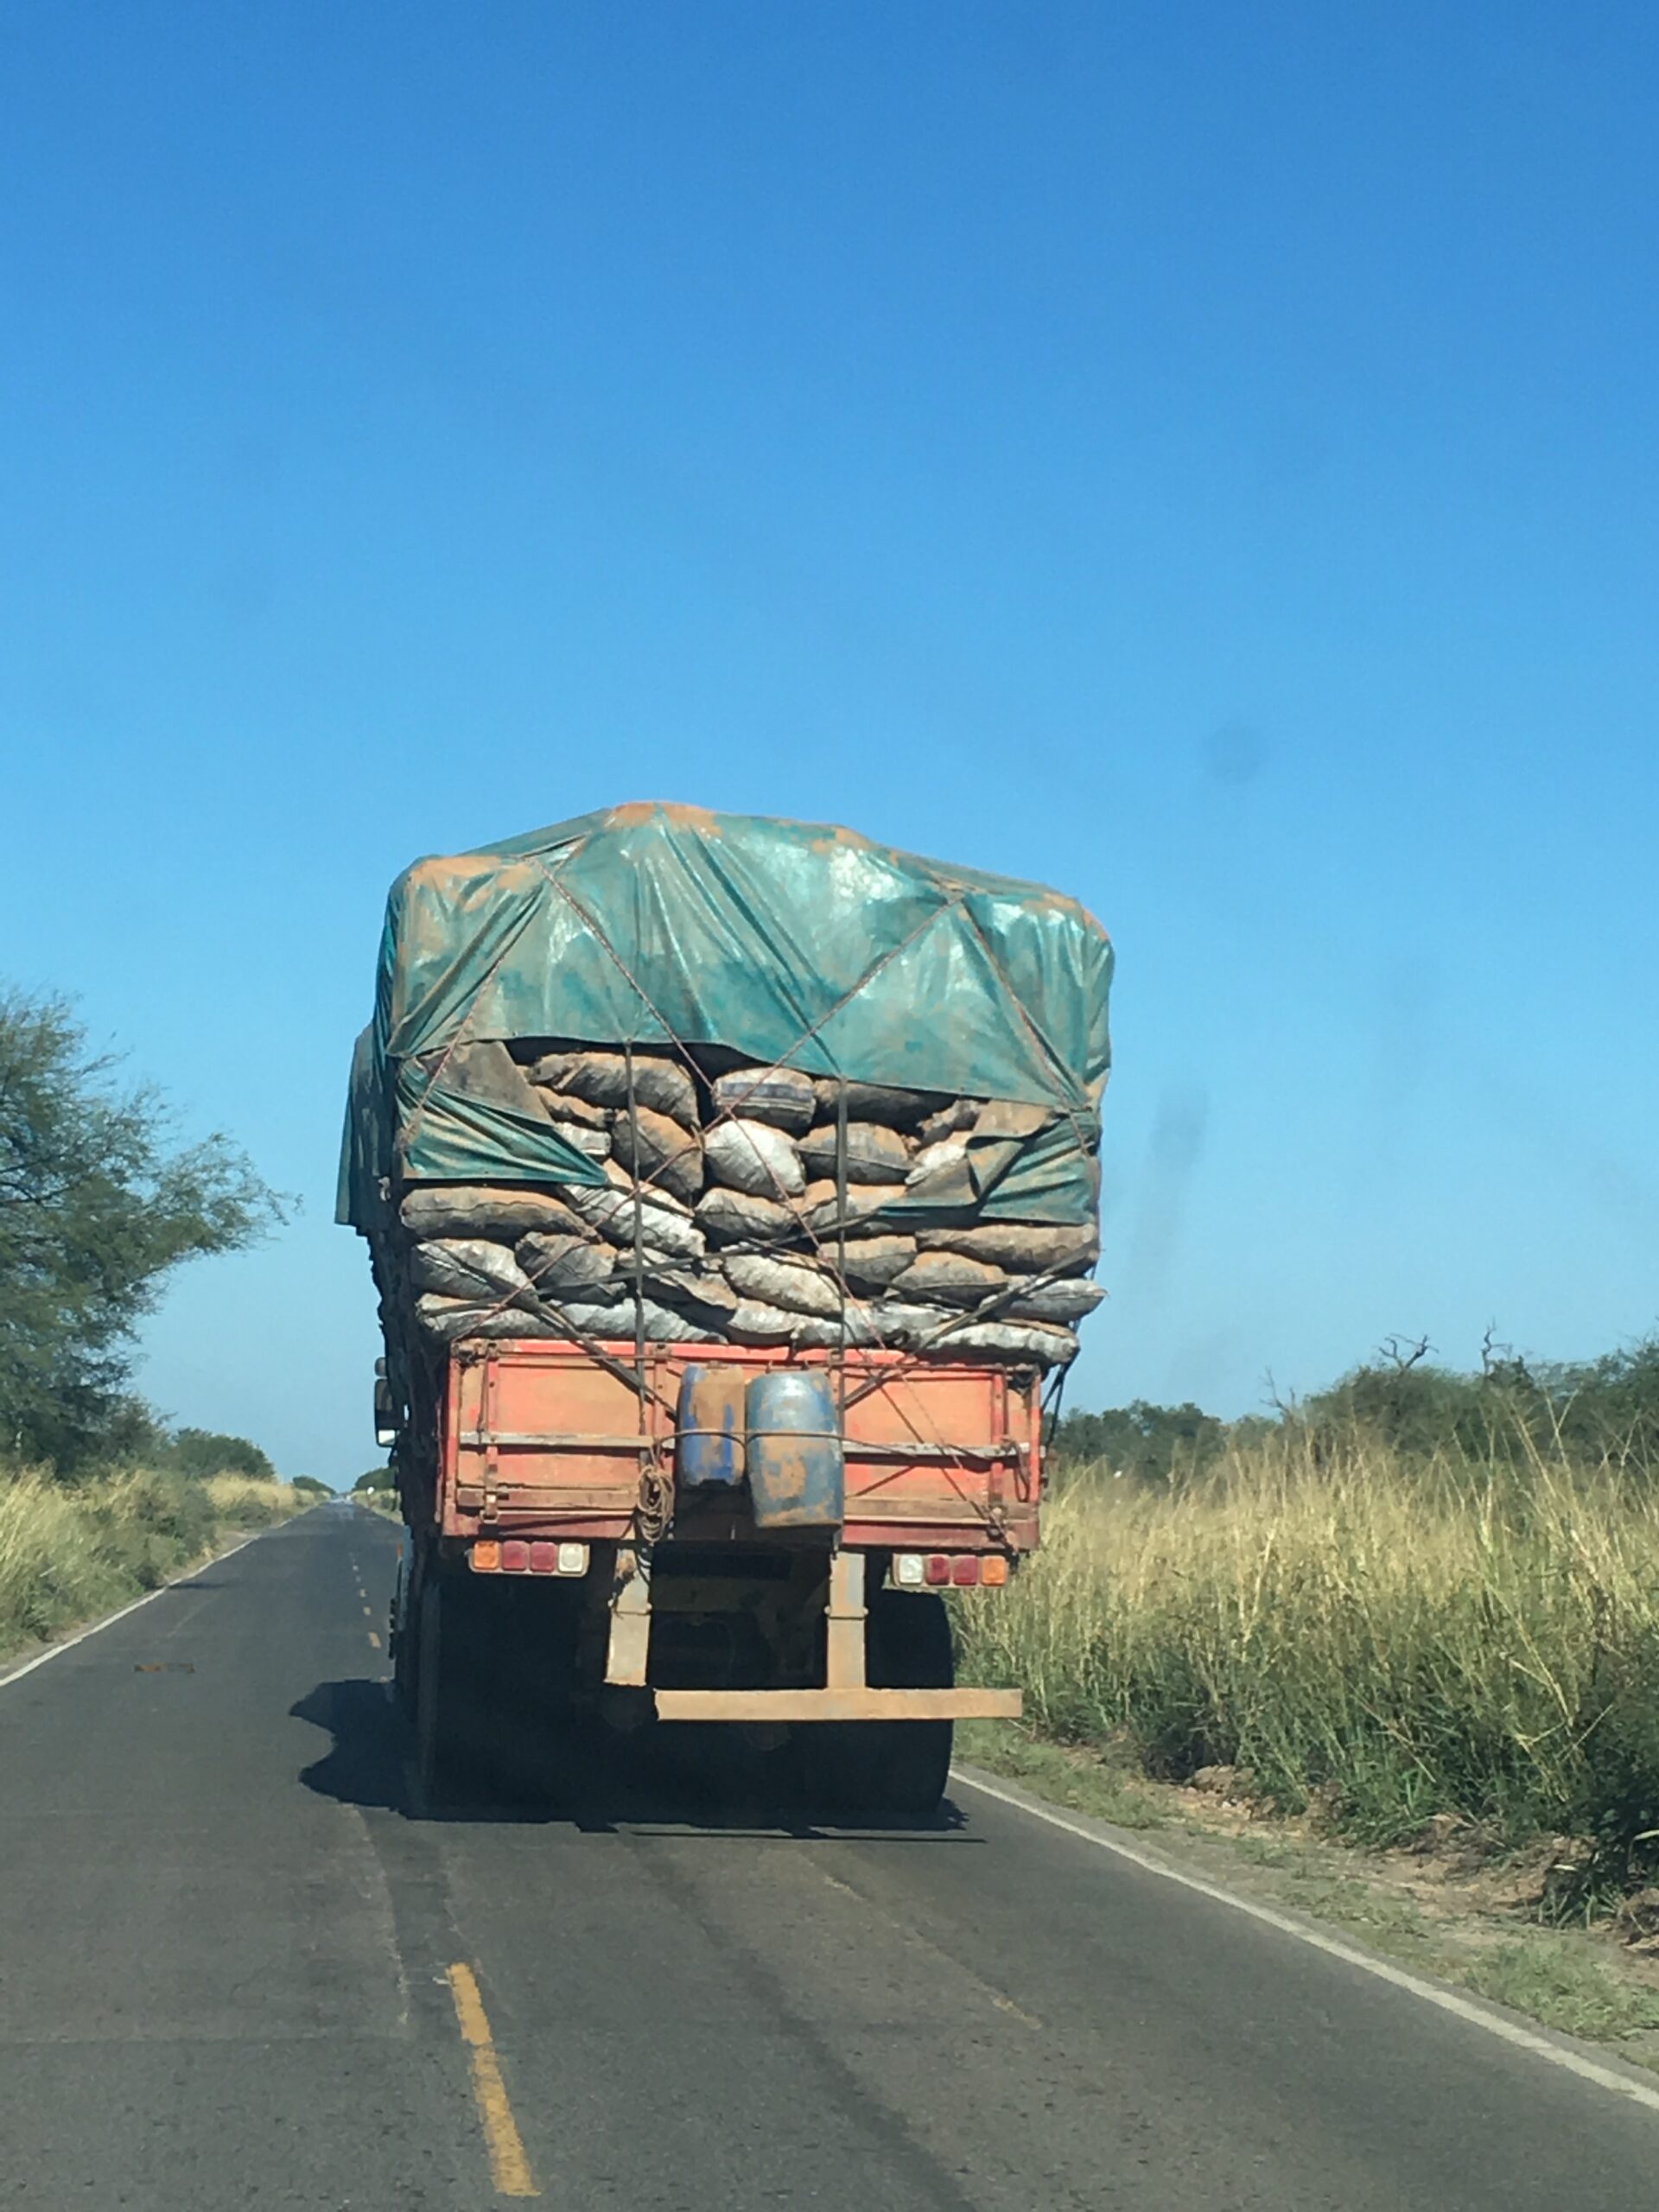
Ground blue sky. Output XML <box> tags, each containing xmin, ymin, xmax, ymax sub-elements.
<box><xmin>3</xmin><ymin>3</ymin><xmax>1656</xmax><ymax>1483</ymax></box>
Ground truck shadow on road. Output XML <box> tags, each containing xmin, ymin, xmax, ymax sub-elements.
<box><xmin>291</xmin><ymin>1676</ymin><xmax>976</xmax><ymax>1841</ymax></box>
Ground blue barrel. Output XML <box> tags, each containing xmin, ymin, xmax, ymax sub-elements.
<box><xmin>676</xmin><ymin>1365</ymin><xmax>748</xmax><ymax>1493</ymax></box>
<box><xmin>746</xmin><ymin>1370</ymin><xmax>844</xmax><ymax>1532</ymax></box>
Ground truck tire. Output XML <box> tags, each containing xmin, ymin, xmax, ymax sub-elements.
<box><xmin>391</xmin><ymin>1548</ymin><xmax>418</xmax><ymax>1718</ymax></box>
<box><xmin>867</xmin><ymin>1589</ymin><xmax>956</xmax><ymax>1815</ymax></box>
<box><xmin>801</xmin><ymin>1589</ymin><xmax>956</xmax><ymax>1818</ymax></box>
<box><xmin>415</xmin><ymin>1572</ymin><xmax>478</xmax><ymax>1805</ymax></box>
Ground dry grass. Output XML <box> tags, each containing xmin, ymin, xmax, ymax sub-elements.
<box><xmin>0</xmin><ymin>1465</ymin><xmax>301</xmax><ymax>1657</ymax></box>
<box><xmin>957</xmin><ymin>1426</ymin><xmax>1659</xmax><ymax>1891</ymax></box>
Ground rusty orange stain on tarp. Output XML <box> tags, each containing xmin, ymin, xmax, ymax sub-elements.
<box><xmin>404</xmin><ymin>853</ymin><xmax>494</xmax><ymax>895</ymax></box>
<box><xmin>804</xmin><ymin>821</ymin><xmax>875</xmax><ymax>855</ymax></box>
<box><xmin>607</xmin><ymin>799</ymin><xmax>725</xmax><ymax>833</ymax></box>
<box><xmin>607</xmin><ymin>799</ymin><xmax>887</xmax><ymax>861</ymax></box>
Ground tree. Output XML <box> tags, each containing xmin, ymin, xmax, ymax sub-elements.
<box><xmin>291</xmin><ymin>1476</ymin><xmax>331</xmax><ymax>1497</ymax></box>
<box><xmin>353</xmin><ymin>1469</ymin><xmax>391</xmax><ymax>1494</ymax></box>
<box><xmin>1542</xmin><ymin>1337</ymin><xmax>1659</xmax><ymax>1469</ymax></box>
<box><xmin>0</xmin><ymin>988</ymin><xmax>286</xmax><ymax>1471</ymax></box>
<box><xmin>168</xmin><ymin>1427</ymin><xmax>276</xmax><ymax>1480</ymax></box>
<box><xmin>1052</xmin><ymin>1401</ymin><xmax>1226</xmax><ymax>1486</ymax></box>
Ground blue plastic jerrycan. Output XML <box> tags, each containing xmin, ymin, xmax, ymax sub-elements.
<box><xmin>675</xmin><ymin>1365</ymin><xmax>748</xmax><ymax>1494</ymax></box>
<box><xmin>746</xmin><ymin>1370</ymin><xmax>845</xmax><ymax>1532</ymax></box>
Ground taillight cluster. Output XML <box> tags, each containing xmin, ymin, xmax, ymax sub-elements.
<box><xmin>470</xmin><ymin>1540</ymin><xmax>590</xmax><ymax>1577</ymax></box>
<box><xmin>893</xmin><ymin>1553</ymin><xmax>1010</xmax><ymax>1589</ymax></box>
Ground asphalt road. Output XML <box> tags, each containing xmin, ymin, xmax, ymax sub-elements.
<box><xmin>3</xmin><ymin>1506</ymin><xmax>1657</xmax><ymax>2210</ymax></box>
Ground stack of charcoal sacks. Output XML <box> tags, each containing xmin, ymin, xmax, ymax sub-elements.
<box><xmin>400</xmin><ymin>1046</ymin><xmax>1101</xmax><ymax>1370</ymax></box>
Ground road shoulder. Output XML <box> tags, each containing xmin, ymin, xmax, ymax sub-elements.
<box><xmin>954</xmin><ymin>1721</ymin><xmax>1659</xmax><ymax>2077</ymax></box>
<box><xmin>0</xmin><ymin>1501</ymin><xmax>316</xmax><ymax>1688</ymax></box>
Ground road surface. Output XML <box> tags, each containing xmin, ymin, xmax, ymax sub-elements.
<box><xmin>2</xmin><ymin>1505</ymin><xmax>1656</xmax><ymax>2209</ymax></box>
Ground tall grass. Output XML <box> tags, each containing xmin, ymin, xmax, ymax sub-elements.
<box><xmin>0</xmin><ymin>1466</ymin><xmax>300</xmax><ymax>1656</ymax></box>
<box><xmin>957</xmin><ymin>1426</ymin><xmax>1659</xmax><ymax>1890</ymax></box>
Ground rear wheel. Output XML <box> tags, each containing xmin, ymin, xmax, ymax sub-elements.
<box><xmin>415</xmin><ymin>1570</ymin><xmax>480</xmax><ymax>1805</ymax></box>
<box><xmin>800</xmin><ymin>1590</ymin><xmax>956</xmax><ymax>1817</ymax></box>
<box><xmin>415</xmin><ymin>1566</ymin><xmax>585</xmax><ymax>1805</ymax></box>
<box><xmin>867</xmin><ymin>1589</ymin><xmax>956</xmax><ymax>1815</ymax></box>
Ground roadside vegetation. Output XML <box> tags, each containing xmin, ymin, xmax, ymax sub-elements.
<box><xmin>0</xmin><ymin>984</ymin><xmax>296</xmax><ymax>1658</ymax></box>
<box><xmin>351</xmin><ymin>1468</ymin><xmax>399</xmax><ymax>1516</ymax></box>
<box><xmin>0</xmin><ymin>1465</ymin><xmax>301</xmax><ymax>1656</ymax></box>
<box><xmin>959</xmin><ymin>1337</ymin><xmax>1659</xmax><ymax>1910</ymax></box>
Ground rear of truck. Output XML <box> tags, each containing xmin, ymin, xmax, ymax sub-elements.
<box><xmin>340</xmin><ymin>803</ymin><xmax>1111</xmax><ymax>1809</ymax></box>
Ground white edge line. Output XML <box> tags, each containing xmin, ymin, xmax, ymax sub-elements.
<box><xmin>0</xmin><ymin>1527</ymin><xmax>270</xmax><ymax>1692</ymax></box>
<box><xmin>950</xmin><ymin>1763</ymin><xmax>1659</xmax><ymax>2119</ymax></box>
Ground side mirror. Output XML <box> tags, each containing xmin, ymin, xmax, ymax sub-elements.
<box><xmin>374</xmin><ymin>1372</ymin><xmax>396</xmax><ymax>1448</ymax></box>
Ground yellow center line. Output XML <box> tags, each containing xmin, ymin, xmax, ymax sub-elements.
<box><xmin>362</xmin><ymin>1603</ymin><xmax>373</xmax><ymax>1618</ymax></box>
<box><xmin>448</xmin><ymin>1962</ymin><xmax>539</xmax><ymax>2197</ymax></box>
<box><xmin>368</xmin><ymin>1630</ymin><xmax>382</xmax><ymax>1649</ymax></box>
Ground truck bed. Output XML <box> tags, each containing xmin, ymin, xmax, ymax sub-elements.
<box><xmin>438</xmin><ymin>1339</ymin><xmax>1042</xmax><ymax>1554</ymax></box>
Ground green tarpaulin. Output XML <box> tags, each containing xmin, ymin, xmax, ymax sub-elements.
<box><xmin>339</xmin><ymin>803</ymin><xmax>1112</xmax><ymax>1233</ymax></box>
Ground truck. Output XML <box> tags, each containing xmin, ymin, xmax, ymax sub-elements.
<box><xmin>339</xmin><ymin>803</ymin><xmax>1112</xmax><ymax>1811</ymax></box>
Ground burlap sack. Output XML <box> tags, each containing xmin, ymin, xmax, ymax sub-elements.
<box><xmin>723</xmin><ymin>1299</ymin><xmax>799</xmax><ymax>1344</ymax></box>
<box><xmin>546</xmin><ymin>1294</ymin><xmax>714</xmax><ymax>1344</ymax></box>
<box><xmin>400</xmin><ymin>1185</ymin><xmax>591</xmax><ymax>1241</ymax></box>
<box><xmin>1004</xmin><ymin>1279</ymin><xmax>1104</xmax><ymax>1324</ymax></box>
<box><xmin>867</xmin><ymin>1300</ymin><xmax>960</xmax><ymax>1350</ymax></box>
<box><xmin>415</xmin><ymin>1294</ymin><xmax>564</xmax><ymax>1342</ymax></box>
<box><xmin>711</xmin><ymin>1065</ymin><xmax>816</xmax><ymax>1133</ymax></box>
<box><xmin>542</xmin><ymin>1119</ymin><xmax>611</xmax><ymax>1160</ymax></box>
<box><xmin>533</xmin><ymin>1089</ymin><xmax>610</xmax><ymax>1130</ymax></box>
<box><xmin>916</xmin><ymin>1222</ymin><xmax>1098</xmax><ymax>1275</ymax></box>
<box><xmin>915</xmin><ymin>1098</ymin><xmax>978</xmax><ymax>1147</ymax></box>
<box><xmin>561</xmin><ymin>1179</ymin><xmax>707</xmax><ymax>1262</ymax></box>
<box><xmin>695</xmin><ymin>1187</ymin><xmax>798</xmax><ymax>1244</ymax></box>
<box><xmin>609</xmin><ymin>1101</ymin><xmax>704</xmax><ymax>1205</ymax></box>
<box><xmin>530</xmin><ymin>1048</ymin><xmax>697</xmax><ymax>1129</ymax></box>
<box><xmin>786</xmin><ymin>1309</ymin><xmax>883</xmax><ymax>1349</ymax></box>
<box><xmin>945</xmin><ymin>1319</ymin><xmax>1077</xmax><ymax>1366</ymax></box>
<box><xmin>635</xmin><ymin>1300</ymin><xmax>716</xmax><ymax>1344</ymax></box>
<box><xmin>645</xmin><ymin>1266</ymin><xmax>740</xmax><ymax>1319</ymax></box>
<box><xmin>703</xmin><ymin>1118</ymin><xmax>805</xmax><ymax>1198</ymax></box>
<box><xmin>536</xmin><ymin>1276</ymin><xmax>631</xmax><ymax>1310</ymax></box>
<box><xmin>887</xmin><ymin>1251</ymin><xmax>1008</xmax><ymax>1308</ymax></box>
<box><xmin>809</xmin><ymin>1078</ymin><xmax>939</xmax><ymax>1128</ymax></box>
<box><xmin>600</xmin><ymin>1156</ymin><xmax>693</xmax><ymax>1214</ymax></box>
<box><xmin>838</xmin><ymin>1235</ymin><xmax>918</xmax><ymax>1291</ymax></box>
<box><xmin>797</xmin><ymin>1122</ymin><xmax>911</xmax><ymax>1185</ymax></box>
<box><xmin>409</xmin><ymin>1238</ymin><xmax>540</xmax><ymax>1307</ymax></box>
<box><xmin>800</xmin><ymin>1180</ymin><xmax>907</xmax><ymax>1233</ymax></box>
<box><xmin>513</xmin><ymin>1232</ymin><xmax>616</xmax><ymax>1293</ymax></box>
<box><xmin>866</xmin><ymin>1304</ymin><xmax>1076</xmax><ymax>1366</ymax></box>
<box><xmin>723</xmin><ymin>1251</ymin><xmax>842</xmax><ymax>1319</ymax></box>
<box><xmin>907</xmin><ymin>1135</ymin><xmax>969</xmax><ymax>1183</ymax></box>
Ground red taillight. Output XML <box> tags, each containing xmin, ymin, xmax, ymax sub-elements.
<box><xmin>924</xmin><ymin>1554</ymin><xmax>950</xmax><ymax>1586</ymax></box>
<box><xmin>500</xmin><ymin>1540</ymin><xmax>531</xmax><ymax>1573</ymax></box>
<box><xmin>951</xmin><ymin>1555</ymin><xmax>980</xmax><ymax>1586</ymax></box>
<box><xmin>530</xmin><ymin>1541</ymin><xmax>558</xmax><ymax>1574</ymax></box>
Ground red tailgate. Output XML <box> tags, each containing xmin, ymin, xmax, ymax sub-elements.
<box><xmin>442</xmin><ymin>1341</ymin><xmax>1041</xmax><ymax>1550</ymax></box>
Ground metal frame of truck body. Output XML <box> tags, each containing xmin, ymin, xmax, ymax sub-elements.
<box><xmin>424</xmin><ymin>1338</ymin><xmax>1035</xmax><ymax>1726</ymax></box>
